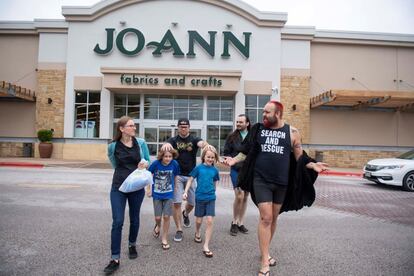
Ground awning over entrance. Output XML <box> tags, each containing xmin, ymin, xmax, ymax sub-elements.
<box><xmin>0</xmin><ymin>81</ymin><xmax>36</xmax><ymax>102</ymax></box>
<box><xmin>310</xmin><ymin>90</ymin><xmax>414</xmax><ymax>112</ymax></box>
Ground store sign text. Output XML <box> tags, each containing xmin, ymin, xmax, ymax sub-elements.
<box><xmin>120</xmin><ymin>74</ymin><xmax>223</xmax><ymax>87</ymax></box>
<box><xmin>94</xmin><ymin>28</ymin><xmax>251</xmax><ymax>59</ymax></box>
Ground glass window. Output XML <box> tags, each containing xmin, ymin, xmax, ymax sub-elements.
<box><xmin>207</xmin><ymin>125</ymin><xmax>233</xmax><ymax>155</ymax></box>
<box><xmin>245</xmin><ymin>95</ymin><xmax>270</xmax><ymax>124</ymax></box>
<box><xmin>74</xmin><ymin>91</ymin><xmax>100</xmax><ymax>138</ymax></box>
<box><xmin>114</xmin><ymin>94</ymin><xmax>140</xmax><ymax>119</ymax></box>
<box><xmin>207</xmin><ymin>96</ymin><xmax>233</xmax><ymax>122</ymax></box>
<box><xmin>143</xmin><ymin>95</ymin><xmax>204</xmax><ymax>121</ymax></box>
<box><xmin>75</xmin><ymin>92</ymin><xmax>87</xmax><ymax>103</ymax></box>
<box><xmin>159</xmin><ymin>96</ymin><xmax>173</xmax><ymax>120</ymax></box>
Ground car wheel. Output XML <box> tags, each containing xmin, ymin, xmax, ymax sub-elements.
<box><xmin>402</xmin><ymin>171</ymin><xmax>414</xmax><ymax>192</ymax></box>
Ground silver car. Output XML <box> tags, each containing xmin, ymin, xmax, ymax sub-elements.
<box><xmin>363</xmin><ymin>150</ymin><xmax>414</xmax><ymax>192</ymax></box>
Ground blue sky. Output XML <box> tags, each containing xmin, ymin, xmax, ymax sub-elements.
<box><xmin>1</xmin><ymin>0</ymin><xmax>413</xmax><ymax>34</ymax></box>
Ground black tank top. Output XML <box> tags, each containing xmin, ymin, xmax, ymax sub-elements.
<box><xmin>254</xmin><ymin>124</ymin><xmax>291</xmax><ymax>186</ymax></box>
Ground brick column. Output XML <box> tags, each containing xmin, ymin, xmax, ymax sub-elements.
<box><xmin>36</xmin><ymin>70</ymin><xmax>66</xmax><ymax>138</ymax></box>
<box><xmin>280</xmin><ymin>75</ymin><xmax>310</xmax><ymax>143</ymax></box>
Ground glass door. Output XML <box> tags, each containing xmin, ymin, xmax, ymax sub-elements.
<box><xmin>144</xmin><ymin>124</ymin><xmax>203</xmax><ymax>157</ymax></box>
<box><xmin>144</xmin><ymin>126</ymin><xmax>174</xmax><ymax>156</ymax></box>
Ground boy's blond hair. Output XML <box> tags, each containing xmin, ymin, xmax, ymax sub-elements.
<box><xmin>201</xmin><ymin>146</ymin><xmax>219</xmax><ymax>163</ymax></box>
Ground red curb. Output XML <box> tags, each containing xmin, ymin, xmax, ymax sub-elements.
<box><xmin>0</xmin><ymin>162</ymin><xmax>44</xmax><ymax>168</ymax></box>
<box><xmin>320</xmin><ymin>170</ymin><xmax>363</xmax><ymax>177</ymax></box>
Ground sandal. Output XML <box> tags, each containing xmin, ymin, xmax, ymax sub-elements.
<box><xmin>258</xmin><ymin>269</ymin><xmax>270</xmax><ymax>276</ymax></box>
<box><xmin>194</xmin><ymin>233</ymin><xmax>202</xmax><ymax>243</ymax></box>
<box><xmin>153</xmin><ymin>224</ymin><xmax>160</xmax><ymax>238</ymax></box>
<box><xmin>268</xmin><ymin>256</ymin><xmax>277</xmax><ymax>267</ymax></box>
<box><xmin>202</xmin><ymin>250</ymin><xmax>213</xmax><ymax>258</ymax></box>
<box><xmin>161</xmin><ymin>243</ymin><xmax>170</xmax><ymax>250</ymax></box>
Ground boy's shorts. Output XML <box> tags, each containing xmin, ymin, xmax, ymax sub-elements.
<box><xmin>194</xmin><ymin>199</ymin><xmax>215</xmax><ymax>217</ymax></box>
<box><xmin>173</xmin><ymin>175</ymin><xmax>196</xmax><ymax>206</ymax></box>
<box><xmin>153</xmin><ymin>198</ymin><xmax>173</xmax><ymax>216</ymax></box>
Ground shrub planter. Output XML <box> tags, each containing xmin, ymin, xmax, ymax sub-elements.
<box><xmin>37</xmin><ymin>129</ymin><xmax>54</xmax><ymax>158</ymax></box>
<box><xmin>39</xmin><ymin>142</ymin><xmax>53</xmax><ymax>158</ymax></box>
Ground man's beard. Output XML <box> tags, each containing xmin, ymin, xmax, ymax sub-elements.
<box><xmin>263</xmin><ymin>116</ymin><xmax>278</xmax><ymax>128</ymax></box>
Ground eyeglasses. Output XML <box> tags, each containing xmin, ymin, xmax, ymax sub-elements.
<box><xmin>124</xmin><ymin>125</ymin><xmax>136</xmax><ymax>128</ymax></box>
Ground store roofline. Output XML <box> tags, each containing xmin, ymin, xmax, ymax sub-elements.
<box><xmin>62</xmin><ymin>0</ymin><xmax>287</xmax><ymax>27</ymax></box>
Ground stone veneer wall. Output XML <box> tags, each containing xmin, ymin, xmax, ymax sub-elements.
<box><xmin>33</xmin><ymin>143</ymin><xmax>108</xmax><ymax>160</ymax></box>
<box><xmin>36</xmin><ymin>70</ymin><xmax>66</xmax><ymax>138</ymax></box>
<box><xmin>280</xmin><ymin>75</ymin><xmax>310</xmax><ymax>143</ymax></box>
<box><xmin>307</xmin><ymin>149</ymin><xmax>403</xmax><ymax>169</ymax></box>
<box><xmin>0</xmin><ymin>142</ymin><xmax>25</xmax><ymax>157</ymax></box>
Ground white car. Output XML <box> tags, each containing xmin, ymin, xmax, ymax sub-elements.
<box><xmin>363</xmin><ymin>150</ymin><xmax>414</xmax><ymax>192</ymax></box>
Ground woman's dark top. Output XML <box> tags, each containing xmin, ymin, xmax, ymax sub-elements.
<box><xmin>112</xmin><ymin>138</ymin><xmax>141</xmax><ymax>188</ymax></box>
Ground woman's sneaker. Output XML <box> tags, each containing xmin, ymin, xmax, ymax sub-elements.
<box><xmin>128</xmin><ymin>245</ymin><xmax>138</xmax><ymax>259</ymax></box>
<box><xmin>104</xmin><ymin>260</ymin><xmax>119</xmax><ymax>274</ymax></box>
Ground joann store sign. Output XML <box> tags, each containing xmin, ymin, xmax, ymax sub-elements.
<box><xmin>94</xmin><ymin>28</ymin><xmax>252</xmax><ymax>58</ymax></box>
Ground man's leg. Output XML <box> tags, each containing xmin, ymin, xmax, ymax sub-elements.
<box><xmin>237</xmin><ymin>189</ymin><xmax>249</xmax><ymax>232</ymax></box>
<box><xmin>229</xmin><ymin>189</ymin><xmax>240</xmax><ymax>235</ymax></box>
<box><xmin>270</xmin><ymin>203</ymin><xmax>282</xmax><ymax>241</ymax></box>
<box><xmin>257</xmin><ymin>202</ymin><xmax>273</xmax><ymax>273</ymax></box>
<box><xmin>173</xmin><ymin>176</ymin><xmax>185</xmax><ymax>241</ymax></box>
<box><xmin>183</xmin><ymin>177</ymin><xmax>195</xmax><ymax>228</ymax></box>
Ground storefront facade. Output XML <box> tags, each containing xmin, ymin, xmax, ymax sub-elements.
<box><xmin>1</xmin><ymin>0</ymin><xmax>413</xmax><ymax>167</ymax></box>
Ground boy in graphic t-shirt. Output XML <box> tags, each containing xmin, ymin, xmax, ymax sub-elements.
<box><xmin>147</xmin><ymin>148</ymin><xmax>180</xmax><ymax>250</ymax></box>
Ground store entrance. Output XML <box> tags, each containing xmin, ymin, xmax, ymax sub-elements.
<box><xmin>144</xmin><ymin>124</ymin><xmax>202</xmax><ymax>157</ymax></box>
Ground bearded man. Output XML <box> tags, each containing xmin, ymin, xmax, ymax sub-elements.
<box><xmin>224</xmin><ymin>101</ymin><xmax>327</xmax><ymax>276</ymax></box>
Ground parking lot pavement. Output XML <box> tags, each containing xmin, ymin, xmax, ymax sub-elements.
<box><xmin>1</xmin><ymin>167</ymin><xmax>414</xmax><ymax>275</ymax></box>
<box><xmin>315</xmin><ymin>176</ymin><xmax>414</xmax><ymax>226</ymax></box>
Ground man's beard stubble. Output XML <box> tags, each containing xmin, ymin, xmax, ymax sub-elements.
<box><xmin>263</xmin><ymin>116</ymin><xmax>278</xmax><ymax>128</ymax></box>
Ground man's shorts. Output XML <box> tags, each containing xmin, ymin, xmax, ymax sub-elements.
<box><xmin>194</xmin><ymin>199</ymin><xmax>215</xmax><ymax>217</ymax></box>
<box><xmin>153</xmin><ymin>198</ymin><xmax>173</xmax><ymax>217</ymax></box>
<box><xmin>173</xmin><ymin>175</ymin><xmax>196</xmax><ymax>206</ymax></box>
<box><xmin>253</xmin><ymin>175</ymin><xmax>287</xmax><ymax>205</ymax></box>
<box><xmin>230</xmin><ymin>168</ymin><xmax>239</xmax><ymax>189</ymax></box>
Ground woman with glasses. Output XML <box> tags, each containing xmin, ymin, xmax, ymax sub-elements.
<box><xmin>105</xmin><ymin>116</ymin><xmax>150</xmax><ymax>274</ymax></box>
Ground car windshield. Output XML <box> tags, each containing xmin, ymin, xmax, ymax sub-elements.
<box><xmin>397</xmin><ymin>150</ymin><xmax>414</xmax><ymax>160</ymax></box>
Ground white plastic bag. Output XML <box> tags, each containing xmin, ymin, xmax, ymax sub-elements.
<box><xmin>119</xmin><ymin>168</ymin><xmax>153</xmax><ymax>193</ymax></box>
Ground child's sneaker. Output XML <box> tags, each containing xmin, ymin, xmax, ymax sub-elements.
<box><xmin>182</xmin><ymin>210</ymin><xmax>191</xmax><ymax>228</ymax></box>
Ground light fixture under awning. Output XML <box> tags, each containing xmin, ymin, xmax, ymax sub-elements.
<box><xmin>310</xmin><ymin>90</ymin><xmax>414</xmax><ymax>112</ymax></box>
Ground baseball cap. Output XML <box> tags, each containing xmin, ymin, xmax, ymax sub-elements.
<box><xmin>177</xmin><ymin>118</ymin><xmax>190</xmax><ymax>126</ymax></box>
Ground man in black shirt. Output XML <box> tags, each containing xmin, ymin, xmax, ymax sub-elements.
<box><xmin>223</xmin><ymin>114</ymin><xmax>251</xmax><ymax>236</ymax></box>
<box><xmin>225</xmin><ymin>101</ymin><xmax>327</xmax><ymax>276</ymax></box>
<box><xmin>161</xmin><ymin>118</ymin><xmax>211</xmax><ymax>242</ymax></box>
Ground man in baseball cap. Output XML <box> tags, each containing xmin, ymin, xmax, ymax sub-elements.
<box><xmin>161</xmin><ymin>117</ymin><xmax>212</xmax><ymax>242</ymax></box>
<box><xmin>177</xmin><ymin>118</ymin><xmax>190</xmax><ymax>126</ymax></box>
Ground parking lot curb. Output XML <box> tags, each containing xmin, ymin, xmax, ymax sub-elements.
<box><xmin>320</xmin><ymin>170</ymin><xmax>363</xmax><ymax>178</ymax></box>
<box><xmin>0</xmin><ymin>162</ymin><xmax>44</xmax><ymax>168</ymax></box>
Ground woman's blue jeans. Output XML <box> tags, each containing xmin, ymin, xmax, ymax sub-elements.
<box><xmin>110</xmin><ymin>187</ymin><xmax>145</xmax><ymax>260</ymax></box>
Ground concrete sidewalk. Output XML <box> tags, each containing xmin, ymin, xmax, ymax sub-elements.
<box><xmin>0</xmin><ymin>157</ymin><xmax>363</xmax><ymax>177</ymax></box>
